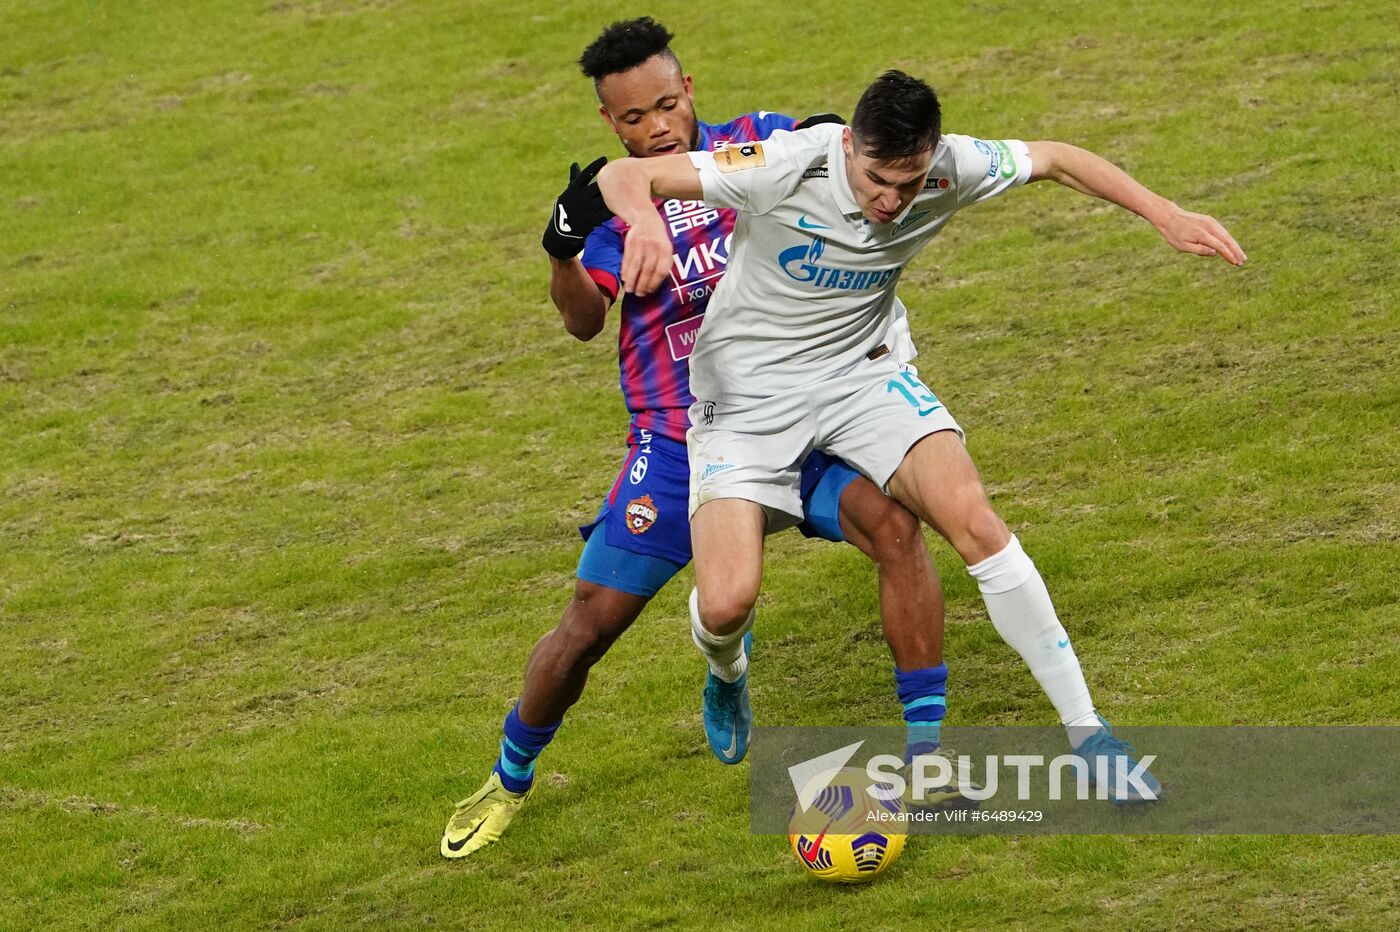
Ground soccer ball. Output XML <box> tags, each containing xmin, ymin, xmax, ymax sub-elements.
<box><xmin>788</xmin><ymin>767</ymin><xmax>907</xmax><ymax>884</ymax></box>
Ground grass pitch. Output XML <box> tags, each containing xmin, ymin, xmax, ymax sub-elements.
<box><xmin>2</xmin><ymin>1</ymin><xmax>1398</xmax><ymax>928</ymax></box>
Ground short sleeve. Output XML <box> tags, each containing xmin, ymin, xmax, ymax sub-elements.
<box><xmin>580</xmin><ymin>219</ymin><xmax>625</xmax><ymax>304</ymax></box>
<box><xmin>688</xmin><ymin>126</ymin><xmax>832</xmax><ymax>216</ymax></box>
<box><xmin>942</xmin><ymin>134</ymin><xmax>1032</xmax><ymax>209</ymax></box>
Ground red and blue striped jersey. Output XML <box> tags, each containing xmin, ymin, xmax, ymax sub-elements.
<box><xmin>581</xmin><ymin>112</ymin><xmax>798</xmax><ymax>444</ymax></box>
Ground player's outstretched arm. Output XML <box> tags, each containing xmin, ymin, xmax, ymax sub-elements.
<box><xmin>597</xmin><ymin>155</ymin><xmax>704</xmax><ymax>296</ymax></box>
<box><xmin>1025</xmin><ymin>141</ymin><xmax>1247</xmax><ymax>266</ymax></box>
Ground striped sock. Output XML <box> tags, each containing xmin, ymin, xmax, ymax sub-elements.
<box><xmin>492</xmin><ymin>705</ymin><xmax>561</xmax><ymax>795</ymax></box>
<box><xmin>895</xmin><ymin>664</ymin><xmax>948</xmax><ymax>763</ymax></box>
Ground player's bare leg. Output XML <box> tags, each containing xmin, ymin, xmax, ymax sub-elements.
<box><xmin>887</xmin><ymin>430</ymin><xmax>1162</xmax><ymax>803</ymax></box>
<box><xmin>691</xmin><ymin>497</ymin><xmax>766</xmax><ymax>635</ymax></box>
<box><xmin>885</xmin><ymin>430</ymin><xmax>1010</xmax><ymax>564</ymax></box>
<box><xmin>835</xmin><ymin>477</ymin><xmax>943</xmax><ymax>670</ymax></box>
<box><xmin>689</xmin><ymin>497</ymin><xmax>765</xmax><ymax>762</ymax></box>
<box><xmin>518</xmin><ymin>581</ymin><xmax>650</xmax><ymax>725</ymax></box>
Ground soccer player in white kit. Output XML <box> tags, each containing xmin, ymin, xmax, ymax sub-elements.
<box><xmin>597</xmin><ymin>70</ymin><xmax>1246</xmax><ymax>802</ymax></box>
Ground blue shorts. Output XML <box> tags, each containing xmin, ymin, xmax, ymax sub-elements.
<box><xmin>577</xmin><ymin>432</ymin><xmax>862</xmax><ymax>597</ymax></box>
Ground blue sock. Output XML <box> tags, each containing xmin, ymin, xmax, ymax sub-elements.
<box><xmin>895</xmin><ymin>664</ymin><xmax>948</xmax><ymax>762</ymax></box>
<box><xmin>492</xmin><ymin>705</ymin><xmax>561</xmax><ymax>795</ymax></box>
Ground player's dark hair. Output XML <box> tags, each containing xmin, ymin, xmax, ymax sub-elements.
<box><xmin>579</xmin><ymin>17</ymin><xmax>679</xmax><ymax>85</ymax></box>
<box><xmin>851</xmin><ymin>70</ymin><xmax>942</xmax><ymax>161</ymax></box>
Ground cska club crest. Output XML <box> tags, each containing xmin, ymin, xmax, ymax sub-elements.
<box><xmin>625</xmin><ymin>495</ymin><xmax>658</xmax><ymax>534</ymax></box>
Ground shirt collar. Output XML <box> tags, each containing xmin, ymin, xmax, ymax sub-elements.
<box><xmin>827</xmin><ymin>129</ymin><xmax>863</xmax><ymax>218</ymax></box>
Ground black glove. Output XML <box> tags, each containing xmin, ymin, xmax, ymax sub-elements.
<box><xmin>795</xmin><ymin>112</ymin><xmax>846</xmax><ymax>129</ymax></box>
<box><xmin>542</xmin><ymin>156</ymin><xmax>614</xmax><ymax>260</ymax></box>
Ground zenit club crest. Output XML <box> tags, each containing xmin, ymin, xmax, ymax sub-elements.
<box><xmin>625</xmin><ymin>495</ymin><xmax>658</xmax><ymax>535</ymax></box>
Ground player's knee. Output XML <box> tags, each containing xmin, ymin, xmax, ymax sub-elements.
<box><xmin>555</xmin><ymin>585</ymin><xmax>634</xmax><ymax>668</ymax></box>
<box><xmin>862</xmin><ymin>499</ymin><xmax>924</xmax><ymax>567</ymax></box>
<box><xmin>696</xmin><ymin>587</ymin><xmax>755</xmax><ymax>636</ymax></box>
<box><xmin>958</xmin><ymin>503</ymin><xmax>1011</xmax><ymax>564</ymax></box>
<box><xmin>552</xmin><ymin>613</ymin><xmax>616</xmax><ymax>670</ymax></box>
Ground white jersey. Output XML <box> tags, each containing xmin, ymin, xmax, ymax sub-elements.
<box><xmin>686</xmin><ymin>123</ymin><xmax>1031</xmax><ymax>401</ymax></box>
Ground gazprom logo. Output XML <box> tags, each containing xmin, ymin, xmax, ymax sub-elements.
<box><xmin>779</xmin><ymin>236</ymin><xmax>900</xmax><ymax>291</ymax></box>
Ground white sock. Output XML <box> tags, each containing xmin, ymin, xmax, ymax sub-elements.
<box><xmin>967</xmin><ymin>536</ymin><xmax>1099</xmax><ymax>745</ymax></box>
<box><xmin>689</xmin><ymin>587</ymin><xmax>754</xmax><ymax>683</ymax></box>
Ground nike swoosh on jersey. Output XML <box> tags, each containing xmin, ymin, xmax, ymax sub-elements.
<box><xmin>1057</xmin><ymin>639</ymin><xmax>1070</xmax><ymax>648</ymax></box>
<box><xmin>797</xmin><ymin>215</ymin><xmax>832</xmax><ymax>231</ymax></box>
<box><xmin>917</xmin><ymin>405</ymin><xmax>944</xmax><ymax>417</ymax></box>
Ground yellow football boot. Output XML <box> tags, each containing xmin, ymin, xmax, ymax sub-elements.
<box><xmin>440</xmin><ymin>773</ymin><xmax>530</xmax><ymax>859</ymax></box>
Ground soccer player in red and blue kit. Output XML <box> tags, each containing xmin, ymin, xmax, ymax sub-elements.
<box><xmin>441</xmin><ymin>18</ymin><xmax>953</xmax><ymax>859</ymax></box>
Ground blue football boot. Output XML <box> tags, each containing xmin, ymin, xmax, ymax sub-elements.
<box><xmin>702</xmin><ymin>631</ymin><xmax>753</xmax><ymax>764</ymax></box>
<box><xmin>1074</xmin><ymin>715</ymin><xmax>1163</xmax><ymax>805</ymax></box>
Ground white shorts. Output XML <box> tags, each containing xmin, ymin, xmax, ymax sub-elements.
<box><xmin>686</xmin><ymin>358</ymin><xmax>963</xmax><ymax>529</ymax></box>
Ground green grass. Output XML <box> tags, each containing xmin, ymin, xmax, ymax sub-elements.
<box><xmin>3</xmin><ymin>0</ymin><xmax>1398</xmax><ymax>927</ymax></box>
